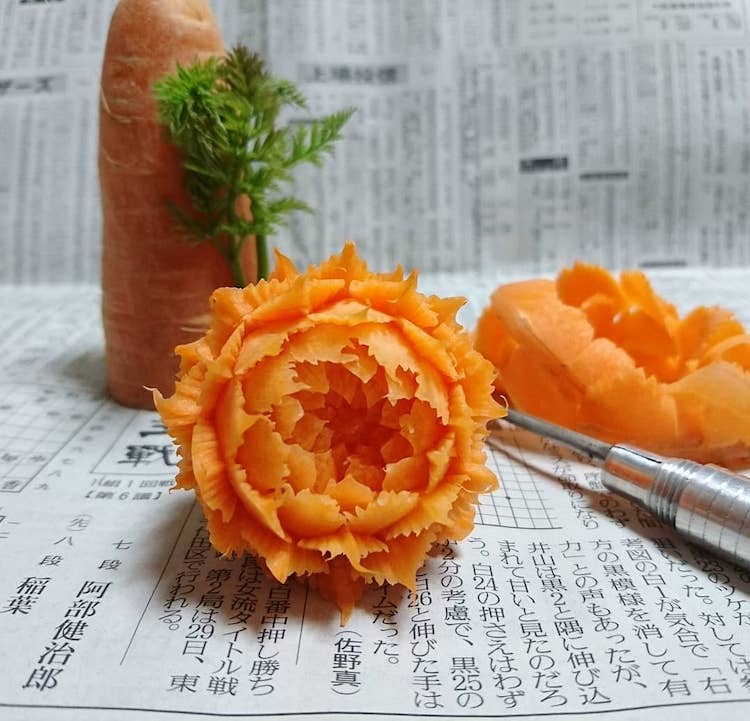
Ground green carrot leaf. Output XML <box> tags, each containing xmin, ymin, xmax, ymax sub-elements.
<box><xmin>154</xmin><ymin>45</ymin><xmax>354</xmax><ymax>284</ymax></box>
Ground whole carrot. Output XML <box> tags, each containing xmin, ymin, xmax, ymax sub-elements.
<box><xmin>99</xmin><ymin>0</ymin><xmax>255</xmax><ymax>409</ymax></box>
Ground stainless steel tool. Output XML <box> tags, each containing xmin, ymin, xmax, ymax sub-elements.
<box><xmin>495</xmin><ymin>408</ymin><xmax>750</xmax><ymax>569</ymax></box>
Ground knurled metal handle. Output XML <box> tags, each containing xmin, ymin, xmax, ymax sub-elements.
<box><xmin>652</xmin><ymin>460</ymin><xmax>750</xmax><ymax>568</ymax></box>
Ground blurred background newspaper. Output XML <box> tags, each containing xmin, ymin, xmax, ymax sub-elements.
<box><xmin>2</xmin><ymin>0</ymin><xmax>750</xmax><ymax>283</ymax></box>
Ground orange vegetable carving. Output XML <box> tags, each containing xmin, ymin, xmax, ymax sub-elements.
<box><xmin>156</xmin><ymin>243</ymin><xmax>502</xmax><ymax>619</ymax></box>
<box><xmin>476</xmin><ymin>262</ymin><xmax>750</xmax><ymax>468</ymax></box>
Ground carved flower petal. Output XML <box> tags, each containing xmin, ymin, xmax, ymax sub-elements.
<box><xmin>341</xmin><ymin>344</ymin><xmax>379</xmax><ymax>383</ymax></box>
<box><xmin>215</xmin><ymin>378</ymin><xmax>255</xmax><ymax>457</ymax></box>
<box><xmin>345</xmin><ymin>490</ymin><xmax>419</xmax><ymax>535</ymax></box>
<box><xmin>248</xmin><ymin>277</ymin><xmax>346</xmax><ymax>325</ymax></box>
<box><xmin>268</xmin><ymin>247</ymin><xmax>300</xmax><ymax>282</ymax></box>
<box><xmin>299</xmin><ymin>530</ymin><xmax>387</xmax><ymax>569</ymax></box>
<box><xmin>426</xmin><ymin>431</ymin><xmax>454</xmax><ymax>492</ymax></box>
<box><xmin>385</xmin><ymin>478</ymin><xmax>463</xmax><ymax>539</ymax></box>
<box><xmin>398</xmin><ymin>317</ymin><xmax>458</xmax><ymax>380</ymax></box>
<box><xmin>277</xmin><ymin>489</ymin><xmax>346</xmax><ymax>538</ymax></box>
<box><xmin>360</xmin><ymin>531</ymin><xmax>438</xmax><ymax>589</ymax></box>
<box><xmin>399</xmin><ymin>400</ymin><xmax>442</xmax><ymax>454</ymax></box>
<box><xmin>308</xmin><ymin>299</ymin><xmax>392</xmax><ymax>326</ymax></box>
<box><xmin>286</xmin><ymin>325</ymin><xmax>355</xmax><ymax>365</ymax></box>
<box><xmin>208</xmin><ymin>286</ymin><xmax>254</xmax><ymax>340</ymax></box>
<box><xmin>232</xmin><ymin>479</ymin><xmax>289</xmax><ymax>542</ymax></box>
<box><xmin>241</xmin><ymin>355</ymin><xmax>303</xmax><ymax>413</ymax></box>
<box><xmin>190</xmin><ymin>419</ymin><xmax>235</xmax><ymax>522</ymax></box>
<box><xmin>236</xmin><ymin>416</ymin><xmax>289</xmax><ymax>492</ymax></box>
<box><xmin>238</xmin><ymin>516</ymin><xmax>326</xmax><ymax>582</ymax></box>
<box><xmin>284</xmin><ymin>444</ymin><xmax>317</xmax><ymax>492</ymax></box>
<box><xmin>349</xmin><ymin>273</ymin><xmax>439</xmax><ymax>328</ymax></box>
<box><xmin>269</xmin><ymin>396</ymin><xmax>305</xmax><ymax>438</ymax></box>
<box><xmin>235</xmin><ymin>328</ymin><xmax>292</xmax><ymax>375</ymax></box>
<box><xmin>325</xmin><ymin>474</ymin><xmax>377</xmax><ymax>512</ymax></box>
<box><xmin>382</xmin><ymin>455</ymin><xmax>429</xmax><ymax>492</ymax></box>
<box><xmin>318</xmin><ymin>241</ymin><xmax>370</xmax><ymax>283</ymax></box>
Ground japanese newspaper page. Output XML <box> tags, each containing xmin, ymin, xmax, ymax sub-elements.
<box><xmin>0</xmin><ymin>271</ymin><xmax>748</xmax><ymax>721</ymax></box>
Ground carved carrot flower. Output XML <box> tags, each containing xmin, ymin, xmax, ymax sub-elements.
<box><xmin>156</xmin><ymin>242</ymin><xmax>502</xmax><ymax>618</ymax></box>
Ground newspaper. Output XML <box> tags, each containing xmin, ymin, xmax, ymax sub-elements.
<box><xmin>2</xmin><ymin>0</ymin><xmax>750</xmax><ymax>284</ymax></box>
<box><xmin>0</xmin><ymin>269</ymin><xmax>749</xmax><ymax>721</ymax></box>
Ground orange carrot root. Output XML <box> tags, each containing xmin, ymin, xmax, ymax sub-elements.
<box><xmin>99</xmin><ymin>0</ymin><xmax>255</xmax><ymax>409</ymax></box>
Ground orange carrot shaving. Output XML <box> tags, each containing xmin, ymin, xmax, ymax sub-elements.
<box><xmin>156</xmin><ymin>242</ymin><xmax>503</xmax><ymax>620</ymax></box>
<box><xmin>475</xmin><ymin>261</ymin><xmax>750</xmax><ymax>467</ymax></box>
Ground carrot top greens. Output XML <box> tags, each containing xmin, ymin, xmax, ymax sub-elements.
<box><xmin>154</xmin><ymin>46</ymin><xmax>354</xmax><ymax>286</ymax></box>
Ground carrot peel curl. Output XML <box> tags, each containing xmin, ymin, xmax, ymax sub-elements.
<box><xmin>475</xmin><ymin>262</ymin><xmax>750</xmax><ymax>468</ymax></box>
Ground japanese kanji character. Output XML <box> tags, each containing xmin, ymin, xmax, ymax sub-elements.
<box><xmin>23</xmin><ymin>666</ymin><xmax>63</xmax><ymax>691</ymax></box>
<box><xmin>38</xmin><ymin>555</ymin><xmax>63</xmax><ymax>567</ymax></box>
<box><xmin>207</xmin><ymin>675</ymin><xmax>238</xmax><ymax>695</ymax></box>
<box><xmin>38</xmin><ymin>642</ymin><xmax>75</xmax><ymax>666</ymax></box>
<box><xmin>53</xmin><ymin>619</ymin><xmax>88</xmax><ymax>642</ymax></box>
<box><xmin>168</xmin><ymin>674</ymin><xmax>200</xmax><ymax>692</ymax></box>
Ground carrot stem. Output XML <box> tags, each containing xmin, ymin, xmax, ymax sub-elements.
<box><xmin>256</xmin><ymin>234</ymin><xmax>269</xmax><ymax>281</ymax></box>
<box><xmin>229</xmin><ymin>246</ymin><xmax>247</xmax><ymax>287</ymax></box>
